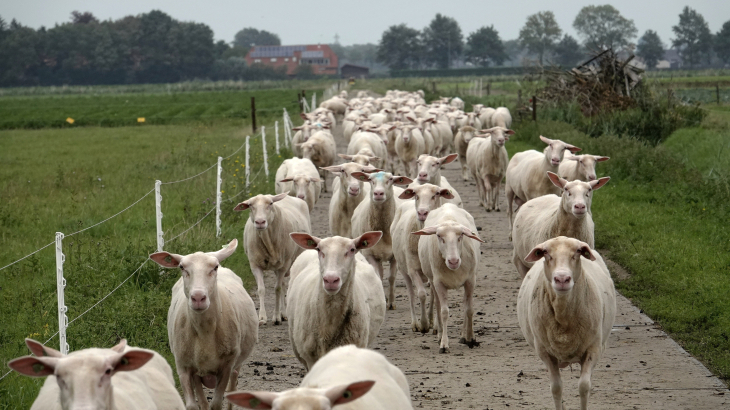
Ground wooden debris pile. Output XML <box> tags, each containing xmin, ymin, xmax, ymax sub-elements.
<box><xmin>541</xmin><ymin>49</ymin><xmax>644</xmax><ymax>116</ymax></box>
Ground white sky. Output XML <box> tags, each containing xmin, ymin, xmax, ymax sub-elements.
<box><xmin>1</xmin><ymin>0</ymin><xmax>727</xmax><ymax>47</ymax></box>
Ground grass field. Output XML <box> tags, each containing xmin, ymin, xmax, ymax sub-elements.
<box><xmin>0</xmin><ymin>118</ymin><xmax>291</xmax><ymax>409</ymax></box>
<box><xmin>507</xmin><ymin>108</ymin><xmax>730</xmax><ymax>384</ymax></box>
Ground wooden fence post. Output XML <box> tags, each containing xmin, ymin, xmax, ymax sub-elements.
<box><xmin>297</xmin><ymin>93</ymin><xmax>302</xmax><ymax>113</ymax></box>
<box><xmin>251</xmin><ymin>96</ymin><xmax>257</xmax><ymax>133</ymax></box>
<box><xmin>432</xmin><ymin>81</ymin><xmax>436</xmax><ymax>94</ymax></box>
<box><xmin>532</xmin><ymin>96</ymin><xmax>537</xmax><ymax>122</ymax></box>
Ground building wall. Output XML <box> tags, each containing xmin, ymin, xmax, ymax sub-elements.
<box><xmin>245</xmin><ymin>44</ymin><xmax>338</xmax><ymax>76</ymax></box>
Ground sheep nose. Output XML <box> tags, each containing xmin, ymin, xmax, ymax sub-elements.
<box><xmin>574</xmin><ymin>203</ymin><xmax>586</xmax><ymax>211</ymax></box>
<box><xmin>554</xmin><ymin>275</ymin><xmax>571</xmax><ymax>285</ymax></box>
<box><xmin>373</xmin><ymin>190</ymin><xmax>385</xmax><ymax>199</ymax></box>
<box><xmin>417</xmin><ymin>210</ymin><xmax>429</xmax><ymax>221</ymax></box>
<box><xmin>323</xmin><ymin>275</ymin><xmax>341</xmax><ymax>290</ymax></box>
<box><xmin>447</xmin><ymin>258</ymin><xmax>460</xmax><ymax>268</ymax></box>
<box><xmin>588</xmin><ymin>175</ymin><xmax>596</xmax><ymax>181</ymax></box>
<box><xmin>418</xmin><ymin>172</ymin><xmax>428</xmax><ymax>180</ymax></box>
<box><xmin>190</xmin><ymin>291</ymin><xmax>207</xmax><ymax>307</ymax></box>
<box><xmin>297</xmin><ymin>193</ymin><xmax>305</xmax><ymax>199</ymax></box>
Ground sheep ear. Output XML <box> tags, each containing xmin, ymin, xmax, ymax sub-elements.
<box><xmin>233</xmin><ymin>200</ymin><xmax>251</xmax><ymax>212</ymax></box>
<box><xmin>290</xmin><ymin>233</ymin><xmax>321</xmax><ymax>250</ymax></box>
<box><xmin>590</xmin><ymin>176</ymin><xmax>610</xmax><ymax>190</ymax></box>
<box><xmin>25</xmin><ymin>339</ymin><xmax>63</xmax><ymax>358</ymax></box>
<box><xmin>361</xmin><ymin>166</ymin><xmax>383</xmax><ymax>174</ymax></box>
<box><xmin>539</xmin><ymin>135</ymin><xmax>552</xmax><ymax>145</ymax></box>
<box><xmin>399</xmin><ymin>189</ymin><xmax>417</xmax><ymax>199</ymax></box>
<box><xmin>438</xmin><ymin>188</ymin><xmax>455</xmax><ymax>199</ymax></box>
<box><xmin>439</xmin><ymin>153</ymin><xmax>458</xmax><ymax>165</ymax></box>
<box><xmin>279</xmin><ymin>178</ymin><xmax>294</xmax><ymax>183</ymax></box>
<box><xmin>321</xmin><ymin>165</ymin><xmax>343</xmax><ymax>174</ymax></box>
<box><xmin>412</xmin><ymin>226</ymin><xmax>438</xmax><ymax>236</ymax></box>
<box><xmin>595</xmin><ymin>156</ymin><xmax>610</xmax><ymax>162</ymax></box>
<box><xmin>505</xmin><ymin>129</ymin><xmax>515</xmax><ymax>136</ymax></box>
<box><xmin>577</xmin><ymin>244</ymin><xmax>596</xmax><ymax>261</ymax></box>
<box><xmin>367</xmin><ymin>156</ymin><xmax>381</xmax><ymax>164</ymax></box>
<box><xmin>8</xmin><ymin>356</ymin><xmax>58</xmax><ymax>377</ymax></box>
<box><xmin>461</xmin><ymin>226</ymin><xmax>484</xmax><ymax>243</ymax></box>
<box><xmin>292</xmin><ymin>126</ymin><xmax>302</xmax><ymax>131</ymax></box>
<box><xmin>299</xmin><ymin>113</ymin><xmax>308</xmax><ymax>120</ymax></box>
<box><xmin>225</xmin><ymin>392</ymin><xmax>277</xmax><ymax>409</ymax></box>
<box><xmin>109</xmin><ymin>349</ymin><xmax>154</xmax><ymax>375</ymax></box>
<box><xmin>566</xmin><ymin>144</ymin><xmax>582</xmax><ymax>153</ymax></box>
<box><xmin>326</xmin><ymin>380</ymin><xmax>376</xmax><ymax>406</ymax></box>
<box><xmin>525</xmin><ymin>246</ymin><xmax>547</xmax><ymax>262</ymax></box>
<box><xmin>546</xmin><ymin>172</ymin><xmax>567</xmax><ymax>189</ymax></box>
<box><xmin>149</xmin><ymin>252</ymin><xmax>183</xmax><ymax>268</ymax></box>
<box><xmin>110</xmin><ymin>339</ymin><xmax>127</xmax><ymax>353</ymax></box>
<box><xmin>351</xmin><ymin>172</ymin><xmax>371</xmax><ymax>182</ymax></box>
<box><xmin>354</xmin><ymin>232</ymin><xmax>383</xmax><ymax>250</ymax></box>
<box><xmin>209</xmin><ymin>239</ymin><xmax>238</xmax><ymax>262</ymax></box>
<box><xmin>392</xmin><ymin>176</ymin><xmax>413</xmax><ymax>186</ymax></box>
<box><xmin>310</xmin><ymin>177</ymin><xmax>321</xmax><ymax>182</ymax></box>
<box><xmin>271</xmin><ymin>192</ymin><xmax>288</xmax><ymax>203</ymax></box>
<box><xmin>338</xmin><ymin>153</ymin><xmax>354</xmax><ymax>161</ymax></box>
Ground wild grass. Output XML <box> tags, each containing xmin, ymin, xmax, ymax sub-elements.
<box><xmin>507</xmin><ymin>115</ymin><xmax>730</xmax><ymax>383</ymax></box>
<box><xmin>0</xmin><ymin>121</ymin><xmax>291</xmax><ymax>409</ymax></box>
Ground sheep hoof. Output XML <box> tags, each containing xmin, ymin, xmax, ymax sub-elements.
<box><xmin>420</xmin><ymin>327</ymin><xmax>429</xmax><ymax>335</ymax></box>
<box><xmin>439</xmin><ymin>347</ymin><xmax>449</xmax><ymax>354</ymax></box>
<box><xmin>432</xmin><ymin>329</ymin><xmax>438</xmax><ymax>335</ymax></box>
<box><xmin>281</xmin><ymin>316</ymin><xmax>288</xmax><ymax>322</ymax></box>
<box><xmin>495</xmin><ymin>208</ymin><xmax>501</xmax><ymax>212</ymax></box>
<box><xmin>274</xmin><ymin>320</ymin><xmax>281</xmax><ymax>326</ymax></box>
<box><xmin>462</xmin><ymin>339</ymin><xmax>480</xmax><ymax>349</ymax></box>
<box><xmin>258</xmin><ymin>319</ymin><xmax>267</xmax><ymax>326</ymax></box>
<box><xmin>486</xmin><ymin>208</ymin><xmax>492</xmax><ymax>212</ymax></box>
<box><xmin>388</xmin><ymin>304</ymin><xmax>396</xmax><ymax>311</ymax></box>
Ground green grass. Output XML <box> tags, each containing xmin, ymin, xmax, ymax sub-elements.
<box><xmin>0</xmin><ymin>121</ymin><xmax>290</xmax><ymax>409</ymax></box>
<box><xmin>0</xmin><ymin>88</ymin><xmax>317</xmax><ymax>130</ymax></box>
<box><xmin>507</xmin><ymin>116</ymin><xmax>730</xmax><ymax>383</ymax></box>
<box><xmin>663</xmin><ymin>107</ymin><xmax>730</xmax><ymax>178</ymax></box>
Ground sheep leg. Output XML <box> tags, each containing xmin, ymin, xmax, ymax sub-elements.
<box><xmin>506</xmin><ymin>188</ymin><xmax>515</xmax><ymax>241</ymax></box>
<box><xmin>179</xmin><ymin>370</ymin><xmax>199</xmax><ymax>410</ymax></box>
<box><xmin>401</xmin><ymin>265</ymin><xmax>420</xmax><ymax>332</ymax></box>
<box><xmin>387</xmin><ymin>258</ymin><xmax>397</xmax><ymax>310</ymax></box>
<box><xmin>273</xmin><ymin>270</ymin><xmax>287</xmax><ymax>325</ymax></box>
<box><xmin>579</xmin><ymin>349</ymin><xmax>599</xmax><ymax>410</ymax></box>
<box><xmin>210</xmin><ymin>366</ymin><xmax>233</xmax><ymax>410</ymax></box>
<box><xmin>251</xmin><ymin>265</ymin><xmax>267</xmax><ymax>325</ymax></box>
<box><xmin>513</xmin><ymin>253</ymin><xmax>531</xmax><ymax>278</ymax></box>
<box><xmin>226</xmin><ymin>368</ymin><xmax>239</xmax><ymax>410</ymax></box>
<box><xmin>410</xmin><ymin>269</ymin><xmax>430</xmax><ymax>333</ymax></box>
<box><xmin>460</xmin><ymin>156</ymin><xmax>470</xmax><ymax>181</ymax></box>
<box><xmin>408</xmin><ymin>160</ymin><xmax>418</xmax><ymax>179</ymax></box>
<box><xmin>365</xmin><ymin>254</ymin><xmax>384</xmax><ymax>280</ymax></box>
<box><xmin>433</xmin><ymin>281</ymin><xmax>450</xmax><ymax>353</ymax></box>
<box><xmin>483</xmin><ymin>177</ymin><xmax>493</xmax><ymax>211</ymax></box>
<box><xmin>539</xmin><ymin>349</ymin><xmax>564</xmax><ymax>410</ymax></box>
<box><xmin>193</xmin><ymin>374</ymin><xmax>210</xmax><ymax>410</ymax></box>
<box><xmin>459</xmin><ymin>279</ymin><xmax>479</xmax><ymax>348</ymax></box>
<box><xmin>319</xmin><ymin>170</ymin><xmax>328</xmax><ymax>193</ymax></box>
<box><xmin>493</xmin><ymin>178</ymin><xmax>502</xmax><ymax>211</ymax></box>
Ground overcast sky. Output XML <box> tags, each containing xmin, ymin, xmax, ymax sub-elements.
<box><xmin>1</xmin><ymin>1</ymin><xmax>727</xmax><ymax>47</ymax></box>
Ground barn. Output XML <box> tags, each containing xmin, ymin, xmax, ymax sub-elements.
<box><xmin>245</xmin><ymin>44</ymin><xmax>339</xmax><ymax>76</ymax></box>
<box><xmin>340</xmin><ymin>64</ymin><xmax>370</xmax><ymax>79</ymax></box>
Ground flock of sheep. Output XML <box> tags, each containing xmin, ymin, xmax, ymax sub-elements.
<box><xmin>8</xmin><ymin>89</ymin><xmax>617</xmax><ymax>410</ymax></box>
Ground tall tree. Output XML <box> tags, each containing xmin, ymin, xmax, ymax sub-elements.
<box><xmin>552</xmin><ymin>34</ymin><xmax>584</xmax><ymax>67</ymax></box>
<box><xmin>70</xmin><ymin>11</ymin><xmax>98</xmax><ymax>25</ymax></box>
<box><xmin>465</xmin><ymin>26</ymin><xmax>507</xmax><ymax>67</ymax></box>
<box><xmin>518</xmin><ymin>11</ymin><xmax>562</xmax><ymax>64</ymax></box>
<box><xmin>672</xmin><ymin>7</ymin><xmax>713</xmax><ymax>67</ymax></box>
<box><xmin>573</xmin><ymin>5</ymin><xmax>637</xmax><ymax>51</ymax></box>
<box><xmin>422</xmin><ymin>14</ymin><xmax>463</xmax><ymax>69</ymax></box>
<box><xmin>376</xmin><ymin>24</ymin><xmax>422</xmax><ymax>70</ymax></box>
<box><xmin>716</xmin><ymin>20</ymin><xmax>730</xmax><ymax>64</ymax></box>
<box><xmin>636</xmin><ymin>30</ymin><xmax>665</xmax><ymax>69</ymax></box>
<box><xmin>502</xmin><ymin>39</ymin><xmax>523</xmax><ymax>66</ymax></box>
<box><xmin>233</xmin><ymin>28</ymin><xmax>280</xmax><ymax>49</ymax></box>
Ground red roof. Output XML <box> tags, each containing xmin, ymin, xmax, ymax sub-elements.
<box><xmin>245</xmin><ymin>44</ymin><xmax>338</xmax><ymax>76</ymax></box>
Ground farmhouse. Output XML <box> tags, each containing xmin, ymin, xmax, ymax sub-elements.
<box><xmin>245</xmin><ymin>44</ymin><xmax>339</xmax><ymax>76</ymax></box>
<box><xmin>340</xmin><ymin>63</ymin><xmax>370</xmax><ymax>79</ymax></box>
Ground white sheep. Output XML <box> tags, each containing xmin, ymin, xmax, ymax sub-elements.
<box><xmin>558</xmin><ymin>152</ymin><xmax>610</xmax><ymax>182</ymax></box>
<box><xmin>517</xmin><ymin>236</ymin><xmax>616</xmax><ymax>410</ymax></box>
<box><xmin>413</xmin><ymin>153</ymin><xmax>463</xmax><ymax>207</ymax></box>
<box><xmin>454</xmin><ymin>126</ymin><xmax>477</xmax><ymax>181</ymax></box>
<box><xmin>450</xmin><ymin>97</ymin><xmax>465</xmax><ymax>110</ymax></box>
<box><xmin>235</xmin><ymin>193</ymin><xmax>311</xmax><ymax>325</ymax></box>
<box><xmin>323</xmin><ymin>163</ymin><xmax>380</xmax><ymax>237</ymax></box>
<box><xmin>347</xmin><ymin>130</ymin><xmax>387</xmax><ymax>169</ymax></box>
<box><xmin>150</xmin><ymin>239</ymin><xmax>258</xmax><ymax>410</ymax></box>
<box><xmin>505</xmin><ymin>136</ymin><xmax>582</xmax><ymax>234</ymax></box>
<box><xmin>299</xmin><ymin>130</ymin><xmax>337</xmax><ymax>192</ymax></box>
<box><xmin>395</xmin><ymin>125</ymin><xmax>426</xmax><ymax>178</ymax></box>
<box><xmin>9</xmin><ymin>338</ymin><xmax>184</xmax><ymax>410</ymax></box>
<box><xmin>226</xmin><ymin>345</ymin><xmax>413</xmax><ymax>410</ymax></box>
<box><xmin>392</xmin><ymin>184</ymin><xmax>455</xmax><ymax>333</ymax></box>
<box><xmin>466</xmin><ymin>127</ymin><xmax>514</xmax><ymax>211</ymax></box>
<box><xmin>491</xmin><ymin>107</ymin><xmax>512</xmax><ymax>128</ymax></box>
<box><xmin>478</xmin><ymin>107</ymin><xmax>496</xmax><ymax>128</ymax></box>
<box><xmin>292</xmin><ymin>123</ymin><xmax>331</xmax><ymax>158</ymax></box>
<box><xmin>275</xmin><ymin>157</ymin><xmax>322</xmax><ymax>213</ymax></box>
<box><xmin>338</xmin><ymin>153</ymin><xmax>380</xmax><ymax>166</ymax></box>
<box><xmin>413</xmin><ymin>204</ymin><xmax>484</xmax><ymax>353</ymax></box>
<box><xmin>351</xmin><ymin>171</ymin><xmax>413</xmax><ymax>309</ymax></box>
<box><xmin>286</xmin><ymin>232</ymin><xmax>387</xmax><ymax>371</ymax></box>
<box><xmin>511</xmin><ymin>172</ymin><xmax>610</xmax><ymax>277</ymax></box>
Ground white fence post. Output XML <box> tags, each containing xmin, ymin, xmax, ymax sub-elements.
<box><xmin>283</xmin><ymin>109</ymin><xmax>290</xmax><ymax>148</ymax></box>
<box><xmin>274</xmin><ymin>121</ymin><xmax>280</xmax><ymax>155</ymax></box>
<box><xmin>312</xmin><ymin>93</ymin><xmax>316</xmax><ymax>111</ymax></box>
<box><xmin>215</xmin><ymin>156</ymin><xmax>222</xmax><ymax>237</ymax></box>
<box><xmin>155</xmin><ymin>180</ymin><xmax>163</xmax><ymax>252</ymax></box>
<box><xmin>55</xmin><ymin>232</ymin><xmax>69</xmax><ymax>355</ymax></box>
<box><xmin>245</xmin><ymin>136</ymin><xmax>250</xmax><ymax>191</ymax></box>
<box><xmin>261</xmin><ymin>127</ymin><xmax>269</xmax><ymax>178</ymax></box>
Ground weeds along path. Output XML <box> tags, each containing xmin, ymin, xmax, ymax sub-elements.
<box><xmin>235</xmin><ymin>99</ymin><xmax>729</xmax><ymax>409</ymax></box>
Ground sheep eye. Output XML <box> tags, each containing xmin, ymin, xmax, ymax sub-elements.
<box><xmin>350</xmin><ymin>248</ymin><xmax>355</xmax><ymax>253</ymax></box>
<box><xmin>214</xmin><ymin>265</ymin><xmax>219</xmax><ymax>271</ymax></box>
<box><xmin>179</xmin><ymin>265</ymin><xmax>184</xmax><ymax>270</ymax></box>
<box><xmin>105</xmin><ymin>369</ymin><xmax>111</xmax><ymax>375</ymax></box>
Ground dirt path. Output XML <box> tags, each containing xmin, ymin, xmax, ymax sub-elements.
<box><xmin>236</xmin><ymin>115</ymin><xmax>729</xmax><ymax>409</ymax></box>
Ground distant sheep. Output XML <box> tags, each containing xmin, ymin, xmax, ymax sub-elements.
<box><xmin>275</xmin><ymin>157</ymin><xmax>322</xmax><ymax>213</ymax></box>
<box><xmin>299</xmin><ymin>130</ymin><xmax>337</xmax><ymax>192</ymax></box>
<box><xmin>454</xmin><ymin>126</ymin><xmax>477</xmax><ymax>181</ymax></box>
<box><xmin>558</xmin><ymin>152</ymin><xmax>610</xmax><ymax>182</ymax></box>
<box><xmin>414</xmin><ymin>153</ymin><xmax>462</xmax><ymax>207</ymax></box>
<box><xmin>466</xmin><ymin>127</ymin><xmax>513</xmax><ymax>211</ymax></box>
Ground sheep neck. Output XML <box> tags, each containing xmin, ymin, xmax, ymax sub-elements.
<box><xmin>545</xmin><ymin>271</ymin><xmax>588</xmax><ymax>327</ymax></box>
<box><xmin>318</xmin><ymin>270</ymin><xmax>356</xmax><ymax>331</ymax></box>
<box><xmin>428</xmin><ymin>169</ymin><xmax>442</xmax><ymax>187</ymax></box>
<box><xmin>188</xmin><ymin>286</ymin><xmax>223</xmax><ymax>335</ymax></box>
<box><xmin>254</xmin><ymin>207</ymin><xmax>282</xmax><ymax>258</ymax></box>
<box><xmin>551</xmin><ymin>199</ymin><xmax>586</xmax><ymax>240</ymax></box>
<box><xmin>367</xmin><ymin>191</ymin><xmax>395</xmax><ymax>233</ymax></box>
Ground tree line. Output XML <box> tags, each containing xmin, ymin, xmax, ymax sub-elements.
<box><xmin>376</xmin><ymin>6</ymin><xmax>730</xmax><ymax>70</ymax></box>
<box><xmin>0</xmin><ymin>10</ymin><xmax>290</xmax><ymax>87</ymax></box>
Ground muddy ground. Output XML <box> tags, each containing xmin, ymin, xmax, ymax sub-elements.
<box><xmin>231</xmin><ymin>110</ymin><xmax>728</xmax><ymax>409</ymax></box>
